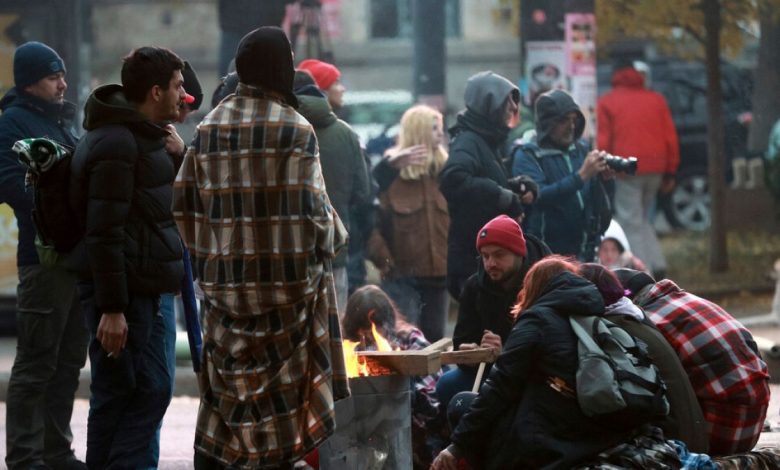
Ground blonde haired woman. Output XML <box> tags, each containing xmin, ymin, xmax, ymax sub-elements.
<box><xmin>368</xmin><ymin>104</ymin><xmax>450</xmax><ymax>341</ymax></box>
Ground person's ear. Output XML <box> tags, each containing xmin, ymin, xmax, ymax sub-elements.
<box><xmin>150</xmin><ymin>84</ymin><xmax>163</xmax><ymax>103</ymax></box>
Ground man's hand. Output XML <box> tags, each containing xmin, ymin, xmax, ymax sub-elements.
<box><xmin>97</xmin><ymin>312</ymin><xmax>128</xmax><ymax>357</ymax></box>
<box><xmin>431</xmin><ymin>448</ymin><xmax>458</xmax><ymax>470</ymax></box>
<box><xmin>164</xmin><ymin>124</ymin><xmax>185</xmax><ymax>157</ymax></box>
<box><xmin>507</xmin><ymin>174</ymin><xmax>538</xmax><ymax>203</ymax></box>
<box><xmin>480</xmin><ymin>329</ymin><xmax>502</xmax><ymax>355</ymax></box>
<box><xmin>578</xmin><ymin>150</ymin><xmax>608</xmax><ymax>181</ymax></box>
<box><xmin>385</xmin><ymin>144</ymin><xmax>427</xmax><ymax>170</ymax></box>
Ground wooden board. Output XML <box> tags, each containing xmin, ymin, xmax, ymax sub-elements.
<box><xmin>440</xmin><ymin>348</ymin><xmax>497</xmax><ymax>365</ymax></box>
<box><xmin>356</xmin><ymin>350</ymin><xmax>441</xmax><ymax>376</ymax></box>
<box><xmin>423</xmin><ymin>337</ymin><xmax>453</xmax><ymax>353</ymax></box>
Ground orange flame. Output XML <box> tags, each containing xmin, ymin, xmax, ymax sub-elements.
<box><xmin>343</xmin><ymin>321</ymin><xmax>397</xmax><ymax>378</ymax></box>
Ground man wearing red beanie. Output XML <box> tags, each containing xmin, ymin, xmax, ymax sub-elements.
<box><xmin>435</xmin><ymin>215</ymin><xmax>550</xmax><ymax>411</ymax></box>
<box><xmin>298</xmin><ymin>59</ymin><xmax>345</xmax><ymax>110</ymax></box>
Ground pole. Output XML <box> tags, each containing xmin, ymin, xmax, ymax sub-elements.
<box><xmin>412</xmin><ymin>0</ymin><xmax>446</xmax><ymax>112</ymax></box>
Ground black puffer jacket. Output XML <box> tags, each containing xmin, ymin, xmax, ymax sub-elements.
<box><xmin>439</xmin><ymin>72</ymin><xmax>524</xmax><ymax>287</ymax></box>
<box><xmin>451</xmin><ymin>272</ymin><xmax>627</xmax><ymax>470</ymax></box>
<box><xmin>452</xmin><ymin>233</ymin><xmax>551</xmax><ymax>374</ymax></box>
<box><xmin>70</xmin><ymin>84</ymin><xmax>183</xmax><ymax>312</ymax></box>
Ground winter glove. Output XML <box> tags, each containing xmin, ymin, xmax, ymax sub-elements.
<box><xmin>507</xmin><ymin>174</ymin><xmax>539</xmax><ymax>201</ymax></box>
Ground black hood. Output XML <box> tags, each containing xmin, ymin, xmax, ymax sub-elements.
<box><xmin>0</xmin><ymin>87</ymin><xmax>76</xmax><ymax>123</ymax></box>
<box><xmin>234</xmin><ymin>26</ymin><xmax>298</xmax><ymax>108</ymax></box>
<box><xmin>82</xmin><ymin>84</ymin><xmax>167</xmax><ymax>138</ymax></box>
<box><xmin>534</xmin><ymin>89</ymin><xmax>585</xmax><ymax>147</ymax></box>
<box><xmin>532</xmin><ymin>270</ymin><xmax>605</xmax><ymax>316</ymax></box>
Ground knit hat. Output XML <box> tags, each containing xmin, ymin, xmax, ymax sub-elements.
<box><xmin>298</xmin><ymin>59</ymin><xmax>341</xmax><ymax>90</ymax></box>
<box><xmin>235</xmin><ymin>27</ymin><xmax>298</xmax><ymax>108</ymax></box>
<box><xmin>182</xmin><ymin>61</ymin><xmax>203</xmax><ymax>110</ymax></box>
<box><xmin>613</xmin><ymin>268</ymin><xmax>655</xmax><ymax>299</ymax></box>
<box><xmin>476</xmin><ymin>215</ymin><xmax>527</xmax><ymax>256</ymax></box>
<box><xmin>447</xmin><ymin>391</ymin><xmax>478</xmax><ymax>429</ymax></box>
<box><xmin>14</xmin><ymin>41</ymin><xmax>66</xmax><ymax>89</ymax></box>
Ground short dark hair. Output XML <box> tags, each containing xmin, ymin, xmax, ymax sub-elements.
<box><xmin>579</xmin><ymin>263</ymin><xmax>625</xmax><ymax>306</ymax></box>
<box><xmin>121</xmin><ymin>46</ymin><xmax>184</xmax><ymax>103</ymax></box>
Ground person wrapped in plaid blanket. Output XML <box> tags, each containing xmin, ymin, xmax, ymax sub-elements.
<box><xmin>173</xmin><ymin>27</ymin><xmax>350</xmax><ymax>469</ymax></box>
<box><xmin>616</xmin><ymin>269</ymin><xmax>770</xmax><ymax>455</ymax></box>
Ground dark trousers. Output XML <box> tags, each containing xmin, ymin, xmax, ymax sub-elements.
<box><xmin>5</xmin><ymin>264</ymin><xmax>88</xmax><ymax>469</ymax></box>
<box><xmin>382</xmin><ymin>276</ymin><xmax>449</xmax><ymax>342</ymax></box>
<box><xmin>79</xmin><ymin>283</ymin><xmax>172</xmax><ymax>470</ymax></box>
<box><xmin>194</xmin><ymin>451</ymin><xmax>294</xmax><ymax>470</ymax></box>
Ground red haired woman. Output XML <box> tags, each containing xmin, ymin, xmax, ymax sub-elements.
<box><xmin>431</xmin><ymin>256</ymin><xmax>679</xmax><ymax>469</ymax></box>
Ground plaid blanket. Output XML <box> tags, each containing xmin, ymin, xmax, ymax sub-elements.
<box><xmin>634</xmin><ymin>280</ymin><xmax>770</xmax><ymax>455</ymax></box>
<box><xmin>173</xmin><ymin>83</ymin><xmax>349</xmax><ymax>469</ymax></box>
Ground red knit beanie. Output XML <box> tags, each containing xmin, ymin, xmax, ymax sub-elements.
<box><xmin>298</xmin><ymin>59</ymin><xmax>341</xmax><ymax>90</ymax></box>
<box><xmin>476</xmin><ymin>215</ymin><xmax>527</xmax><ymax>256</ymax></box>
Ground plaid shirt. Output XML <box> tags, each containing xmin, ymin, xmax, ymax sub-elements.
<box><xmin>173</xmin><ymin>84</ymin><xmax>350</xmax><ymax>468</ymax></box>
<box><xmin>634</xmin><ymin>280</ymin><xmax>770</xmax><ymax>455</ymax></box>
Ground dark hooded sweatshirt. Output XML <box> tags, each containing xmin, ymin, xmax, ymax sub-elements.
<box><xmin>439</xmin><ymin>72</ymin><xmax>523</xmax><ymax>291</ymax></box>
<box><xmin>451</xmin><ymin>271</ymin><xmax>627</xmax><ymax>470</ymax></box>
<box><xmin>69</xmin><ymin>84</ymin><xmax>184</xmax><ymax>312</ymax></box>
<box><xmin>512</xmin><ymin>89</ymin><xmax>614</xmax><ymax>260</ymax></box>
<box><xmin>0</xmin><ymin>88</ymin><xmax>78</xmax><ymax>266</ymax></box>
<box><xmin>296</xmin><ymin>87</ymin><xmax>370</xmax><ymax>268</ymax></box>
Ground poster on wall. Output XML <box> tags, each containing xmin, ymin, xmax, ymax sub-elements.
<box><xmin>565</xmin><ymin>13</ymin><xmax>596</xmax><ymax>77</ymax></box>
<box><xmin>525</xmin><ymin>41</ymin><xmax>567</xmax><ymax>103</ymax></box>
<box><xmin>571</xmin><ymin>75</ymin><xmax>598</xmax><ymax>141</ymax></box>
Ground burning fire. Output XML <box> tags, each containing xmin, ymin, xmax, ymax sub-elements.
<box><xmin>343</xmin><ymin>322</ymin><xmax>396</xmax><ymax>378</ymax></box>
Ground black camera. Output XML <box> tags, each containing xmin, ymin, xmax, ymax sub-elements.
<box><xmin>604</xmin><ymin>155</ymin><xmax>638</xmax><ymax>175</ymax></box>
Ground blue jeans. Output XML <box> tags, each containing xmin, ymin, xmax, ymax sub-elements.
<box><xmin>79</xmin><ymin>283</ymin><xmax>172</xmax><ymax>470</ymax></box>
<box><xmin>145</xmin><ymin>294</ymin><xmax>177</xmax><ymax>469</ymax></box>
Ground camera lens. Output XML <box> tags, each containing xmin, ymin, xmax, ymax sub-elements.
<box><xmin>604</xmin><ymin>155</ymin><xmax>637</xmax><ymax>175</ymax></box>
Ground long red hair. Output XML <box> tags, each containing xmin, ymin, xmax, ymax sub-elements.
<box><xmin>511</xmin><ymin>255</ymin><xmax>580</xmax><ymax>319</ymax></box>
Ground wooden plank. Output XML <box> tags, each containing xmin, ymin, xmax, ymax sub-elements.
<box><xmin>440</xmin><ymin>348</ymin><xmax>497</xmax><ymax>365</ymax></box>
<box><xmin>423</xmin><ymin>337</ymin><xmax>453</xmax><ymax>353</ymax></box>
<box><xmin>356</xmin><ymin>350</ymin><xmax>441</xmax><ymax>376</ymax></box>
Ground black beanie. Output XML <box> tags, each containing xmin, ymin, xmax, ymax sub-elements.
<box><xmin>613</xmin><ymin>268</ymin><xmax>656</xmax><ymax>299</ymax></box>
<box><xmin>235</xmin><ymin>26</ymin><xmax>298</xmax><ymax>108</ymax></box>
<box><xmin>182</xmin><ymin>61</ymin><xmax>203</xmax><ymax>111</ymax></box>
<box><xmin>447</xmin><ymin>391</ymin><xmax>478</xmax><ymax>429</ymax></box>
<box><xmin>14</xmin><ymin>41</ymin><xmax>66</xmax><ymax>89</ymax></box>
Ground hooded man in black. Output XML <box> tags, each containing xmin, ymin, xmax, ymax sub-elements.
<box><xmin>69</xmin><ymin>46</ymin><xmax>186</xmax><ymax>468</ymax></box>
<box><xmin>439</xmin><ymin>71</ymin><xmax>537</xmax><ymax>299</ymax></box>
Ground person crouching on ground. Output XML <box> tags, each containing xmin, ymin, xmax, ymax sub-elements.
<box><xmin>431</xmin><ymin>256</ymin><xmax>680</xmax><ymax>469</ymax></box>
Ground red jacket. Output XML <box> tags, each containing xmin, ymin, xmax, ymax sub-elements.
<box><xmin>597</xmin><ymin>68</ymin><xmax>680</xmax><ymax>175</ymax></box>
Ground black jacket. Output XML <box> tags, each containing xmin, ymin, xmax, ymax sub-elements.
<box><xmin>0</xmin><ymin>88</ymin><xmax>78</xmax><ymax>266</ymax></box>
<box><xmin>451</xmin><ymin>272</ymin><xmax>627</xmax><ymax>470</ymax></box>
<box><xmin>439</xmin><ymin>72</ymin><xmax>524</xmax><ymax>284</ymax></box>
<box><xmin>452</xmin><ymin>233</ymin><xmax>551</xmax><ymax>370</ymax></box>
<box><xmin>70</xmin><ymin>84</ymin><xmax>184</xmax><ymax>311</ymax></box>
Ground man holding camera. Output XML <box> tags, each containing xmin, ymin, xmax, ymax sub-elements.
<box><xmin>598</xmin><ymin>60</ymin><xmax>679</xmax><ymax>278</ymax></box>
<box><xmin>512</xmin><ymin>89</ymin><xmax>615</xmax><ymax>261</ymax></box>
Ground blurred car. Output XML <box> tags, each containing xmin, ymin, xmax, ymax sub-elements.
<box><xmin>597</xmin><ymin>59</ymin><xmax>753</xmax><ymax>231</ymax></box>
<box><xmin>336</xmin><ymin>89</ymin><xmax>413</xmax><ymax>164</ymax></box>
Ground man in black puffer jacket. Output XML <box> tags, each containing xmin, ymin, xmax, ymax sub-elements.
<box><xmin>439</xmin><ymin>71</ymin><xmax>537</xmax><ymax>298</ymax></box>
<box><xmin>69</xmin><ymin>47</ymin><xmax>186</xmax><ymax>468</ymax></box>
<box><xmin>435</xmin><ymin>215</ymin><xmax>550</xmax><ymax>411</ymax></box>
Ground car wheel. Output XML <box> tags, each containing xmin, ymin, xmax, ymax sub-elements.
<box><xmin>663</xmin><ymin>173</ymin><xmax>710</xmax><ymax>231</ymax></box>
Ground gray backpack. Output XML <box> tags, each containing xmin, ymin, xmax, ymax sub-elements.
<box><xmin>569</xmin><ymin>314</ymin><xmax>670</xmax><ymax>430</ymax></box>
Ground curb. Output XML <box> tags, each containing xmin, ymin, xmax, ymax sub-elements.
<box><xmin>0</xmin><ymin>361</ymin><xmax>201</xmax><ymax>402</ymax></box>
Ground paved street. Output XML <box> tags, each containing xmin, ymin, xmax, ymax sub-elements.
<box><xmin>0</xmin><ymin>387</ymin><xmax>779</xmax><ymax>468</ymax></box>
